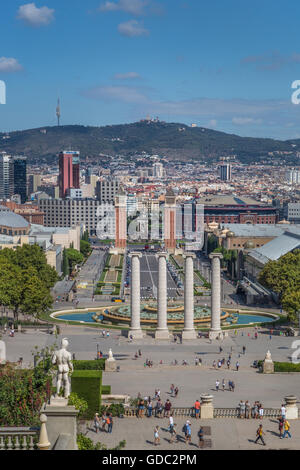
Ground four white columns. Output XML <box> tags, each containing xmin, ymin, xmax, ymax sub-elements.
<box><xmin>128</xmin><ymin>250</ymin><xmax>223</xmax><ymax>341</ymax></box>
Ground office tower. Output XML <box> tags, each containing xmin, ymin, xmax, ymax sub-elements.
<box><xmin>164</xmin><ymin>187</ymin><xmax>176</xmax><ymax>252</ymax></box>
<box><xmin>96</xmin><ymin>179</ymin><xmax>119</xmax><ymax>202</ymax></box>
<box><xmin>28</xmin><ymin>174</ymin><xmax>41</xmax><ymax>194</ymax></box>
<box><xmin>72</xmin><ymin>153</ymin><xmax>80</xmax><ymax>189</ymax></box>
<box><xmin>220</xmin><ymin>163</ymin><xmax>232</xmax><ymax>181</ymax></box>
<box><xmin>0</xmin><ymin>154</ymin><xmax>14</xmax><ymax>200</ymax></box>
<box><xmin>13</xmin><ymin>156</ymin><xmax>27</xmax><ymax>203</ymax></box>
<box><xmin>153</xmin><ymin>162</ymin><xmax>164</xmax><ymax>178</ymax></box>
<box><xmin>286</xmin><ymin>169</ymin><xmax>300</xmax><ymax>184</ymax></box>
<box><xmin>85</xmin><ymin>167</ymin><xmax>92</xmax><ymax>184</ymax></box>
<box><xmin>58</xmin><ymin>151</ymin><xmax>80</xmax><ymax>198</ymax></box>
<box><xmin>115</xmin><ymin>187</ymin><xmax>127</xmax><ymax>251</ymax></box>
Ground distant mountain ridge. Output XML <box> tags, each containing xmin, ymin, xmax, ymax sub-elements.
<box><xmin>0</xmin><ymin>121</ymin><xmax>299</xmax><ymax>163</ymax></box>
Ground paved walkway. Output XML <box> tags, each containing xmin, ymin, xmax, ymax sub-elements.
<box><xmin>83</xmin><ymin>417</ymin><xmax>299</xmax><ymax>450</ymax></box>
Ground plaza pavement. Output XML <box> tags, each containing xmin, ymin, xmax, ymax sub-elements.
<box><xmin>4</xmin><ymin>324</ymin><xmax>300</xmax><ymax>409</ymax></box>
<box><xmin>84</xmin><ymin>417</ymin><xmax>300</xmax><ymax>450</ymax></box>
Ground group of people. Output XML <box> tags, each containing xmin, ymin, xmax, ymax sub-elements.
<box><xmin>212</xmin><ymin>357</ymin><xmax>240</xmax><ymax>371</ymax></box>
<box><xmin>215</xmin><ymin>379</ymin><xmax>235</xmax><ymax>392</ymax></box>
<box><xmin>255</xmin><ymin>418</ymin><xmax>292</xmax><ymax>446</ymax></box>
<box><xmin>154</xmin><ymin>420</ymin><xmax>205</xmax><ymax>448</ymax></box>
<box><xmin>238</xmin><ymin>401</ymin><xmax>264</xmax><ymax>419</ymax></box>
<box><xmin>101</xmin><ymin>330</ymin><xmax>110</xmax><ymax>338</ymax></box>
<box><xmin>94</xmin><ymin>412</ymin><xmax>113</xmax><ymax>434</ymax></box>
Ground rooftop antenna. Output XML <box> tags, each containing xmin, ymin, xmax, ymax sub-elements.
<box><xmin>56</xmin><ymin>98</ymin><xmax>61</xmax><ymax>126</ymax></box>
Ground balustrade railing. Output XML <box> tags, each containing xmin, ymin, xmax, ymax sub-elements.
<box><xmin>124</xmin><ymin>407</ymin><xmax>284</xmax><ymax>419</ymax></box>
<box><xmin>0</xmin><ymin>427</ymin><xmax>39</xmax><ymax>450</ymax></box>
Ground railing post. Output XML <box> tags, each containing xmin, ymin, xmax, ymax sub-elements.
<box><xmin>200</xmin><ymin>394</ymin><xmax>214</xmax><ymax>419</ymax></box>
<box><xmin>37</xmin><ymin>414</ymin><xmax>50</xmax><ymax>450</ymax></box>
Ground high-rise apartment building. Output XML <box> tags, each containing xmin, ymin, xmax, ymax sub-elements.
<box><xmin>286</xmin><ymin>169</ymin><xmax>300</xmax><ymax>184</ymax></box>
<box><xmin>0</xmin><ymin>154</ymin><xmax>14</xmax><ymax>200</ymax></box>
<box><xmin>58</xmin><ymin>151</ymin><xmax>80</xmax><ymax>198</ymax></box>
<box><xmin>13</xmin><ymin>156</ymin><xmax>27</xmax><ymax>203</ymax></box>
<box><xmin>153</xmin><ymin>162</ymin><xmax>164</xmax><ymax>178</ymax></box>
<box><xmin>220</xmin><ymin>163</ymin><xmax>232</xmax><ymax>181</ymax></box>
<box><xmin>96</xmin><ymin>179</ymin><xmax>119</xmax><ymax>202</ymax></box>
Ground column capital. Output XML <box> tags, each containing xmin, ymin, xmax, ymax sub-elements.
<box><xmin>129</xmin><ymin>251</ymin><xmax>142</xmax><ymax>258</ymax></box>
<box><xmin>183</xmin><ymin>252</ymin><xmax>196</xmax><ymax>259</ymax></box>
<box><xmin>209</xmin><ymin>252</ymin><xmax>223</xmax><ymax>260</ymax></box>
<box><xmin>155</xmin><ymin>251</ymin><xmax>168</xmax><ymax>260</ymax></box>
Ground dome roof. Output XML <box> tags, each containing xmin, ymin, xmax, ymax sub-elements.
<box><xmin>244</xmin><ymin>240</ymin><xmax>255</xmax><ymax>249</ymax></box>
<box><xmin>227</xmin><ymin>231</ymin><xmax>235</xmax><ymax>237</ymax></box>
<box><xmin>0</xmin><ymin>208</ymin><xmax>29</xmax><ymax>228</ymax></box>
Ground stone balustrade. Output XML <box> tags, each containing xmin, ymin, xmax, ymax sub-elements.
<box><xmin>0</xmin><ymin>427</ymin><xmax>39</xmax><ymax>450</ymax></box>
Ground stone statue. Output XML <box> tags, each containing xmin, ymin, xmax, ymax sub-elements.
<box><xmin>52</xmin><ymin>338</ymin><xmax>73</xmax><ymax>398</ymax></box>
<box><xmin>265</xmin><ymin>350</ymin><xmax>272</xmax><ymax>362</ymax></box>
<box><xmin>108</xmin><ymin>348</ymin><xmax>113</xmax><ymax>360</ymax></box>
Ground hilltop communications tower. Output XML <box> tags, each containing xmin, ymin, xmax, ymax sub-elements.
<box><xmin>56</xmin><ymin>98</ymin><xmax>61</xmax><ymax>126</ymax></box>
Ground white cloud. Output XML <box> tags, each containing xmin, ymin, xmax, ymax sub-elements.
<box><xmin>100</xmin><ymin>0</ymin><xmax>148</xmax><ymax>15</ymax></box>
<box><xmin>114</xmin><ymin>72</ymin><xmax>141</xmax><ymax>80</ymax></box>
<box><xmin>17</xmin><ymin>3</ymin><xmax>54</xmax><ymax>27</ymax></box>
<box><xmin>232</xmin><ymin>117</ymin><xmax>262</xmax><ymax>125</ymax></box>
<box><xmin>118</xmin><ymin>19</ymin><xmax>149</xmax><ymax>37</ymax></box>
<box><xmin>83</xmin><ymin>85</ymin><xmax>148</xmax><ymax>104</ymax></box>
<box><xmin>0</xmin><ymin>57</ymin><xmax>23</xmax><ymax>73</ymax></box>
<box><xmin>208</xmin><ymin>119</ymin><xmax>217</xmax><ymax>128</ymax></box>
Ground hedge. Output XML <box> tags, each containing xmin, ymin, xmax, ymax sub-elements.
<box><xmin>71</xmin><ymin>370</ymin><xmax>102</xmax><ymax>419</ymax></box>
<box><xmin>257</xmin><ymin>361</ymin><xmax>300</xmax><ymax>373</ymax></box>
<box><xmin>101</xmin><ymin>385</ymin><xmax>111</xmax><ymax>395</ymax></box>
<box><xmin>73</xmin><ymin>360</ymin><xmax>105</xmax><ymax>371</ymax></box>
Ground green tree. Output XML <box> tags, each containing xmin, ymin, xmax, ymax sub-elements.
<box><xmin>62</xmin><ymin>248</ymin><xmax>69</xmax><ymax>277</ymax></box>
<box><xmin>80</xmin><ymin>239</ymin><xmax>91</xmax><ymax>257</ymax></box>
<box><xmin>66</xmin><ymin>248</ymin><xmax>84</xmax><ymax>271</ymax></box>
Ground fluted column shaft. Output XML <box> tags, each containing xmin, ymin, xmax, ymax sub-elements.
<box><xmin>182</xmin><ymin>253</ymin><xmax>197</xmax><ymax>340</ymax></box>
<box><xmin>155</xmin><ymin>252</ymin><xmax>170</xmax><ymax>339</ymax></box>
<box><xmin>129</xmin><ymin>252</ymin><xmax>143</xmax><ymax>339</ymax></box>
<box><xmin>209</xmin><ymin>253</ymin><xmax>223</xmax><ymax>337</ymax></box>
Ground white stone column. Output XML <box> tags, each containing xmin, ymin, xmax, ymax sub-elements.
<box><xmin>209</xmin><ymin>252</ymin><xmax>224</xmax><ymax>340</ymax></box>
<box><xmin>182</xmin><ymin>252</ymin><xmax>196</xmax><ymax>340</ymax></box>
<box><xmin>155</xmin><ymin>252</ymin><xmax>170</xmax><ymax>339</ymax></box>
<box><xmin>128</xmin><ymin>252</ymin><xmax>143</xmax><ymax>339</ymax></box>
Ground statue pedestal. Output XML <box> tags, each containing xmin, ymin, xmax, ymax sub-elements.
<box><xmin>0</xmin><ymin>340</ymin><xmax>6</xmax><ymax>364</ymax></box>
<box><xmin>263</xmin><ymin>360</ymin><xmax>274</xmax><ymax>374</ymax></box>
<box><xmin>105</xmin><ymin>358</ymin><xmax>117</xmax><ymax>372</ymax></box>
<box><xmin>42</xmin><ymin>399</ymin><xmax>79</xmax><ymax>450</ymax></box>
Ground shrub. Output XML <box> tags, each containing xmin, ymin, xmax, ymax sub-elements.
<box><xmin>68</xmin><ymin>392</ymin><xmax>88</xmax><ymax>418</ymax></box>
<box><xmin>71</xmin><ymin>370</ymin><xmax>102</xmax><ymax>419</ymax></box>
<box><xmin>98</xmin><ymin>403</ymin><xmax>125</xmax><ymax>417</ymax></box>
<box><xmin>101</xmin><ymin>385</ymin><xmax>111</xmax><ymax>395</ymax></box>
<box><xmin>73</xmin><ymin>359</ymin><xmax>105</xmax><ymax>371</ymax></box>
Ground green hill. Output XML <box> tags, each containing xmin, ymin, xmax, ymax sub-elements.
<box><xmin>0</xmin><ymin>121</ymin><xmax>299</xmax><ymax>163</ymax></box>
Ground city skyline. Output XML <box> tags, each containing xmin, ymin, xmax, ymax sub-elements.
<box><xmin>1</xmin><ymin>1</ymin><xmax>300</xmax><ymax>138</ymax></box>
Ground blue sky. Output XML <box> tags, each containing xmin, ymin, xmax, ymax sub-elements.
<box><xmin>1</xmin><ymin>0</ymin><xmax>300</xmax><ymax>138</ymax></box>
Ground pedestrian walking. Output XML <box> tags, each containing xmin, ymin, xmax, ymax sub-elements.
<box><xmin>101</xmin><ymin>413</ymin><xmax>107</xmax><ymax>432</ymax></box>
<box><xmin>281</xmin><ymin>404</ymin><xmax>286</xmax><ymax>420</ymax></box>
<box><xmin>184</xmin><ymin>420</ymin><xmax>192</xmax><ymax>445</ymax></box>
<box><xmin>281</xmin><ymin>420</ymin><xmax>291</xmax><ymax>439</ymax></box>
<box><xmin>259</xmin><ymin>404</ymin><xmax>264</xmax><ymax>420</ymax></box>
<box><xmin>278</xmin><ymin>417</ymin><xmax>284</xmax><ymax>438</ymax></box>
<box><xmin>168</xmin><ymin>414</ymin><xmax>174</xmax><ymax>433</ymax></box>
<box><xmin>169</xmin><ymin>424</ymin><xmax>178</xmax><ymax>443</ymax></box>
<box><xmin>154</xmin><ymin>426</ymin><xmax>160</xmax><ymax>446</ymax></box>
<box><xmin>198</xmin><ymin>427</ymin><xmax>204</xmax><ymax>448</ymax></box>
<box><xmin>147</xmin><ymin>400</ymin><xmax>153</xmax><ymax>418</ymax></box>
<box><xmin>231</xmin><ymin>381</ymin><xmax>235</xmax><ymax>392</ymax></box>
<box><xmin>245</xmin><ymin>401</ymin><xmax>250</xmax><ymax>419</ymax></box>
<box><xmin>170</xmin><ymin>384</ymin><xmax>175</xmax><ymax>396</ymax></box>
<box><xmin>242</xmin><ymin>346</ymin><xmax>246</xmax><ymax>354</ymax></box>
<box><xmin>222</xmin><ymin>379</ymin><xmax>225</xmax><ymax>391</ymax></box>
<box><xmin>216</xmin><ymin>379</ymin><xmax>220</xmax><ymax>392</ymax></box>
<box><xmin>174</xmin><ymin>387</ymin><xmax>179</xmax><ymax>397</ymax></box>
<box><xmin>255</xmin><ymin>424</ymin><xmax>266</xmax><ymax>446</ymax></box>
<box><xmin>164</xmin><ymin>399</ymin><xmax>172</xmax><ymax>418</ymax></box>
<box><xmin>108</xmin><ymin>413</ymin><xmax>113</xmax><ymax>433</ymax></box>
<box><xmin>194</xmin><ymin>399</ymin><xmax>201</xmax><ymax>418</ymax></box>
<box><xmin>94</xmin><ymin>413</ymin><xmax>100</xmax><ymax>433</ymax></box>
<box><xmin>236</xmin><ymin>361</ymin><xmax>240</xmax><ymax>371</ymax></box>
<box><xmin>213</xmin><ymin>360</ymin><xmax>217</xmax><ymax>369</ymax></box>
